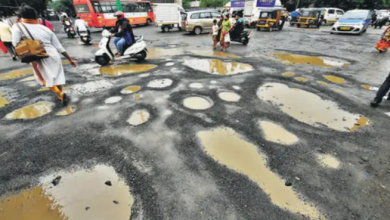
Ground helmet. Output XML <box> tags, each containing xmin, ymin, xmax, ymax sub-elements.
<box><xmin>115</xmin><ymin>11</ymin><xmax>125</xmax><ymax>20</ymax></box>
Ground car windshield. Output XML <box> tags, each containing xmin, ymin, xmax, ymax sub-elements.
<box><xmin>342</xmin><ymin>11</ymin><xmax>367</xmax><ymax>19</ymax></box>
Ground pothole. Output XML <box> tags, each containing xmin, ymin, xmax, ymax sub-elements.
<box><xmin>183</xmin><ymin>96</ymin><xmax>213</xmax><ymax>110</ymax></box>
<box><xmin>258</xmin><ymin>121</ymin><xmax>299</xmax><ymax>145</ymax></box>
<box><xmin>127</xmin><ymin>109</ymin><xmax>150</xmax><ymax>126</ymax></box>
<box><xmin>183</xmin><ymin>58</ymin><xmax>254</xmax><ymax>75</ymax></box>
<box><xmin>218</xmin><ymin>91</ymin><xmax>241</xmax><ymax>102</ymax></box>
<box><xmin>189</xmin><ymin>83</ymin><xmax>204</xmax><ymax>89</ymax></box>
<box><xmin>316</xmin><ymin>154</ymin><xmax>341</xmax><ymax>169</ymax></box>
<box><xmin>5</xmin><ymin>102</ymin><xmax>55</xmax><ymax>120</ymax></box>
<box><xmin>121</xmin><ymin>86</ymin><xmax>141</xmax><ymax>94</ymax></box>
<box><xmin>294</xmin><ymin>77</ymin><xmax>309</xmax><ymax>82</ymax></box>
<box><xmin>282</xmin><ymin>72</ymin><xmax>295</xmax><ymax>77</ymax></box>
<box><xmin>105</xmin><ymin>96</ymin><xmax>123</xmax><ymax>104</ymax></box>
<box><xmin>257</xmin><ymin>83</ymin><xmax>369</xmax><ymax>132</ymax></box>
<box><xmin>0</xmin><ymin>93</ymin><xmax>10</xmax><ymax>108</ymax></box>
<box><xmin>323</xmin><ymin>75</ymin><xmax>347</xmax><ymax>84</ymax></box>
<box><xmin>72</xmin><ymin>80</ymin><xmax>113</xmax><ymax>94</ymax></box>
<box><xmin>272</xmin><ymin>53</ymin><xmax>350</xmax><ymax>67</ymax></box>
<box><xmin>99</xmin><ymin>64</ymin><xmax>157</xmax><ymax>76</ymax></box>
<box><xmin>147</xmin><ymin>79</ymin><xmax>173</xmax><ymax>88</ymax></box>
<box><xmin>191</xmin><ymin>50</ymin><xmax>241</xmax><ymax>59</ymax></box>
<box><xmin>165</xmin><ymin>62</ymin><xmax>175</xmax><ymax>66</ymax></box>
<box><xmin>56</xmin><ymin>105</ymin><xmax>77</xmax><ymax>116</ymax></box>
<box><xmin>0</xmin><ymin>68</ymin><xmax>33</xmax><ymax>81</ymax></box>
<box><xmin>317</xmin><ymin>81</ymin><xmax>328</xmax><ymax>85</ymax></box>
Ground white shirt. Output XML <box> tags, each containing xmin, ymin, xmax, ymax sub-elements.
<box><xmin>74</xmin><ymin>19</ymin><xmax>89</xmax><ymax>31</ymax></box>
<box><xmin>212</xmin><ymin>24</ymin><xmax>219</xmax><ymax>35</ymax></box>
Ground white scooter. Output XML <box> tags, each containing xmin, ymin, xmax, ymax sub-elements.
<box><xmin>95</xmin><ymin>29</ymin><xmax>147</xmax><ymax>66</ymax></box>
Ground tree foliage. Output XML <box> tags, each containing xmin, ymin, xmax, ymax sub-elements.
<box><xmin>200</xmin><ymin>0</ymin><xmax>223</xmax><ymax>8</ymax></box>
<box><xmin>49</xmin><ymin>0</ymin><xmax>75</xmax><ymax>17</ymax></box>
<box><xmin>183</xmin><ymin>0</ymin><xmax>191</xmax><ymax>8</ymax></box>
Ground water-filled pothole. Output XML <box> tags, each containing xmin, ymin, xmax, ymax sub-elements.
<box><xmin>183</xmin><ymin>59</ymin><xmax>254</xmax><ymax>75</ymax></box>
<box><xmin>183</xmin><ymin>96</ymin><xmax>213</xmax><ymax>110</ymax></box>
<box><xmin>105</xmin><ymin>96</ymin><xmax>123</xmax><ymax>104</ymax></box>
<box><xmin>272</xmin><ymin>53</ymin><xmax>350</xmax><ymax>67</ymax></box>
<box><xmin>56</xmin><ymin>105</ymin><xmax>77</xmax><ymax>116</ymax></box>
<box><xmin>282</xmin><ymin>72</ymin><xmax>295</xmax><ymax>77</ymax></box>
<box><xmin>127</xmin><ymin>109</ymin><xmax>150</xmax><ymax>126</ymax></box>
<box><xmin>0</xmin><ymin>68</ymin><xmax>33</xmax><ymax>81</ymax></box>
<box><xmin>323</xmin><ymin>75</ymin><xmax>347</xmax><ymax>84</ymax></box>
<box><xmin>99</xmin><ymin>64</ymin><xmax>157</xmax><ymax>76</ymax></box>
<box><xmin>0</xmin><ymin>93</ymin><xmax>10</xmax><ymax>108</ymax></box>
<box><xmin>259</xmin><ymin>121</ymin><xmax>299</xmax><ymax>145</ymax></box>
<box><xmin>147</xmin><ymin>79</ymin><xmax>173</xmax><ymax>88</ymax></box>
<box><xmin>316</xmin><ymin>154</ymin><xmax>341</xmax><ymax>169</ymax></box>
<box><xmin>121</xmin><ymin>86</ymin><xmax>141</xmax><ymax>94</ymax></box>
<box><xmin>218</xmin><ymin>91</ymin><xmax>241</xmax><ymax>102</ymax></box>
<box><xmin>5</xmin><ymin>102</ymin><xmax>55</xmax><ymax>120</ymax></box>
<box><xmin>294</xmin><ymin>77</ymin><xmax>309</xmax><ymax>82</ymax></box>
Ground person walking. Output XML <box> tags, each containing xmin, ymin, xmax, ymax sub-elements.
<box><xmin>370</xmin><ymin>73</ymin><xmax>390</xmax><ymax>107</ymax></box>
<box><xmin>220</xmin><ymin>14</ymin><xmax>232</xmax><ymax>52</ymax></box>
<box><xmin>209</xmin><ymin>19</ymin><xmax>219</xmax><ymax>50</ymax></box>
<box><xmin>12</xmin><ymin>4</ymin><xmax>77</xmax><ymax>105</ymax></box>
<box><xmin>0</xmin><ymin>18</ymin><xmax>17</xmax><ymax>60</ymax></box>
<box><xmin>39</xmin><ymin>17</ymin><xmax>54</xmax><ymax>32</ymax></box>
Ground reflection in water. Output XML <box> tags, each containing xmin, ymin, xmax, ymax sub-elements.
<box><xmin>350</xmin><ymin>116</ymin><xmax>369</xmax><ymax>131</ymax></box>
<box><xmin>99</xmin><ymin>64</ymin><xmax>157</xmax><ymax>76</ymax></box>
<box><xmin>56</xmin><ymin>105</ymin><xmax>77</xmax><ymax>116</ymax></box>
<box><xmin>257</xmin><ymin>83</ymin><xmax>369</xmax><ymax>132</ymax></box>
<box><xmin>121</xmin><ymin>85</ymin><xmax>141</xmax><ymax>94</ymax></box>
<box><xmin>282</xmin><ymin>72</ymin><xmax>295</xmax><ymax>77</ymax></box>
<box><xmin>5</xmin><ymin>102</ymin><xmax>55</xmax><ymax>119</ymax></box>
<box><xmin>294</xmin><ymin>77</ymin><xmax>309</xmax><ymax>82</ymax></box>
<box><xmin>183</xmin><ymin>96</ymin><xmax>213</xmax><ymax>110</ymax></box>
<box><xmin>183</xmin><ymin>59</ymin><xmax>254</xmax><ymax>75</ymax></box>
<box><xmin>273</xmin><ymin>53</ymin><xmax>350</xmax><ymax>67</ymax></box>
<box><xmin>191</xmin><ymin>50</ymin><xmax>241</xmax><ymax>59</ymax></box>
<box><xmin>127</xmin><ymin>109</ymin><xmax>150</xmax><ymax>125</ymax></box>
<box><xmin>0</xmin><ymin>93</ymin><xmax>10</xmax><ymax>108</ymax></box>
<box><xmin>218</xmin><ymin>91</ymin><xmax>241</xmax><ymax>102</ymax></box>
<box><xmin>323</xmin><ymin>75</ymin><xmax>347</xmax><ymax>84</ymax></box>
<box><xmin>316</xmin><ymin>154</ymin><xmax>340</xmax><ymax>169</ymax></box>
<box><xmin>197</xmin><ymin>127</ymin><xmax>323</xmax><ymax>220</ymax></box>
<box><xmin>0</xmin><ymin>68</ymin><xmax>33</xmax><ymax>81</ymax></box>
<box><xmin>259</xmin><ymin>121</ymin><xmax>299</xmax><ymax>145</ymax></box>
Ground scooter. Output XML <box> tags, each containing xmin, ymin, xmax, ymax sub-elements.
<box><xmin>95</xmin><ymin>29</ymin><xmax>147</xmax><ymax>66</ymax></box>
<box><xmin>230</xmin><ymin>30</ymin><xmax>251</xmax><ymax>45</ymax></box>
<box><xmin>79</xmin><ymin>30</ymin><xmax>91</xmax><ymax>44</ymax></box>
<box><xmin>64</xmin><ymin>20</ymin><xmax>76</xmax><ymax>38</ymax></box>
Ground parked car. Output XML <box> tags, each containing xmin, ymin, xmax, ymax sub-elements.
<box><xmin>321</xmin><ymin>8</ymin><xmax>344</xmax><ymax>25</ymax></box>
<box><xmin>331</xmin><ymin>10</ymin><xmax>371</xmax><ymax>35</ymax></box>
<box><xmin>46</xmin><ymin>9</ymin><xmax>60</xmax><ymax>21</ymax></box>
<box><xmin>184</xmin><ymin>10</ymin><xmax>221</xmax><ymax>35</ymax></box>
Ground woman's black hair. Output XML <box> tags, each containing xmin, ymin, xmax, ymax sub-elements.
<box><xmin>19</xmin><ymin>4</ymin><xmax>38</xmax><ymax>19</ymax></box>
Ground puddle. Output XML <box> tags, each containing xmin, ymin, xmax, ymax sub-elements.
<box><xmin>127</xmin><ymin>109</ymin><xmax>150</xmax><ymax>126</ymax></box>
<box><xmin>272</xmin><ymin>53</ymin><xmax>350</xmax><ymax>67</ymax></box>
<box><xmin>189</xmin><ymin>83</ymin><xmax>204</xmax><ymax>89</ymax></box>
<box><xmin>294</xmin><ymin>77</ymin><xmax>309</xmax><ymax>82</ymax></box>
<box><xmin>147</xmin><ymin>79</ymin><xmax>173</xmax><ymax>88</ymax></box>
<box><xmin>323</xmin><ymin>75</ymin><xmax>347</xmax><ymax>84</ymax></box>
<box><xmin>121</xmin><ymin>85</ymin><xmax>141</xmax><ymax>94</ymax></box>
<box><xmin>133</xmin><ymin>94</ymin><xmax>141</xmax><ymax>99</ymax></box>
<box><xmin>41</xmin><ymin>164</ymin><xmax>134</xmax><ymax>220</ymax></box>
<box><xmin>218</xmin><ymin>91</ymin><xmax>241</xmax><ymax>102</ymax></box>
<box><xmin>0</xmin><ymin>68</ymin><xmax>33</xmax><ymax>81</ymax></box>
<box><xmin>197</xmin><ymin>127</ymin><xmax>323</xmax><ymax>219</ymax></box>
<box><xmin>19</xmin><ymin>76</ymin><xmax>36</xmax><ymax>82</ymax></box>
<box><xmin>232</xmin><ymin>85</ymin><xmax>241</xmax><ymax>90</ymax></box>
<box><xmin>350</xmin><ymin>116</ymin><xmax>369</xmax><ymax>131</ymax></box>
<box><xmin>183</xmin><ymin>59</ymin><xmax>254</xmax><ymax>75</ymax></box>
<box><xmin>165</xmin><ymin>62</ymin><xmax>175</xmax><ymax>66</ymax></box>
<box><xmin>257</xmin><ymin>83</ymin><xmax>369</xmax><ymax>132</ymax></box>
<box><xmin>361</xmin><ymin>85</ymin><xmax>379</xmax><ymax>91</ymax></box>
<box><xmin>282</xmin><ymin>72</ymin><xmax>295</xmax><ymax>77</ymax></box>
<box><xmin>147</xmin><ymin>47</ymin><xmax>184</xmax><ymax>59</ymax></box>
<box><xmin>259</xmin><ymin>121</ymin><xmax>299</xmax><ymax>145</ymax></box>
<box><xmin>56</xmin><ymin>105</ymin><xmax>77</xmax><ymax>116</ymax></box>
<box><xmin>191</xmin><ymin>50</ymin><xmax>241</xmax><ymax>59</ymax></box>
<box><xmin>105</xmin><ymin>96</ymin><xmax>123</xmax><ymax>104</ymax></box>
<box><xmin>333</xmin><ymin>88</ymin><xmax>343</xmax><ymax>93</ymax></box>
<box><xmin>317</xmin><ymin>81</ymin><xmax>328</xmax><ymax>85</ymax></box>
<box><xmin>316</xmin><ymin>154</ymin><xmax>340</xmax><ymax>169</ymax></box>
<box><xmin>138</xmin><ymin>73</ymin><xmax>150</xmax><ymax>78</ymax></box>
<box><xmin>0</xmin><ymin>93</ymin><xmax>10</xmax><ymax>108</ymax></box>
<box><xmin>183</xmin><ymin>96</ymin><xmax>213</xmax><ymax>110</ymax></box>
<box><xmin>99</xmin><ymin>64</ymin><xmax>157</xmax><ymax>76</ymax></box>
<box><xmin>5</xmin><ymin>102</ymin><xmax>55</xmax><ymax>120</ymax></box>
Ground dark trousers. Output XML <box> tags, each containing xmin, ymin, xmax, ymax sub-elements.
<box><xmin>375</xmin><ymin>73</ymin><xmax>390</xmax><ymax>102</ymax></box>
<box><xmin>3</xmin><ymin>42</ymin><xmax>16</xmax><ymax>57</ymax></box>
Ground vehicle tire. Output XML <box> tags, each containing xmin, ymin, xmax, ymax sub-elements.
<box><xmin>257</xmin><ymin>27</ymin><xmax>260</xmax><ymax>31</ymax></box>
<box><xmin>178</xmin><ymin>26</ymin><xmax>182</xmax><ymax>31</ymax></box>
<box><xmin>279</xmin><ymin>26</ymin><xmax>283</xmax><ymax>31</ymax></box>
<box><xmin>136</xmin><ymin>50</ymin><xmax>147</xmax><ymax>61</ymax></box>
<box><xmin>306</xmin><ymin>24</ymin><xmax>310</xmax><ymax>28</ymax></box>
<box><xmin>322</xmin><ymin>20</ymin><xmax>327</xmax><ymax>25</ymax></box>
<box><xmin>242</xmin><ymin>37</ymin><xmax>249</xmax><ymax>45</ymax></box>
<box><xmin>290</xmin><ymin>21</ymin><xmax>294</xmax><ymax>26</ymax></box>
<box><xmin>162</xmin><ymin>26</ymin><xmax>169</xmax><ymax>32</ymax></box>
<box><xmin>146</xmin><ymin>19</ymin><xmax>152</xmax><ymax>26</ymax></box>
<box><xmin>297</xmin><ymin>24</ymin><xmax>301</xmax><ymax>28</ymax></box>
<box><xmin>194</xmin><ymin>26</ymin><xmax>202</xmax><ymax>35</ymax></box>
<box><xmin>95</xmin><ymin>54</ymin><xmax>110</xmax><ymax>66</ymax></box>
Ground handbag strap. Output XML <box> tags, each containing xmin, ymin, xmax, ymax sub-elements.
<box><xmin>19</xmin><ymin>23</ymin><xmax>35</xmax><ymax>40</ymax></box>
<box><xmin>16</xmin><ymin>23</ymin><xmax>28</xmax><ymax>39</ymax></box>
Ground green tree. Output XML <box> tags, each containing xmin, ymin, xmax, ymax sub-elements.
<box><xmin>49</xmin><ymin>0</ymin><xmax>75</xmax><ymax>17</ymax></box>
<box><xmin>200</xmin><ymin>0</ymin><xmax>223</xmax><ymax>8</ymax></box>
<box><xmin>183</xmin><ymin>0</ymin><xmax>191</xmax><ymax>8</ymax></box>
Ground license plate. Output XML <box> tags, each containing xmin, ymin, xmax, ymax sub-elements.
<box><xmin>340</xmin><ymin>27</ymin><xmax>350</xmax><ymax>30</ymax></box>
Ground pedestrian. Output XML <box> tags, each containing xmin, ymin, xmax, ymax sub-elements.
<box><xmin>12</xmin><ymin>4</ymin><xmax>77</xmax><ymax>105</ymax></box>
<box><xmin>370</xmin><ymin>73</ymin><xmax>390</xmax><ymax>107</ymax></box>
<box><xmin>375</xmin><ymin>25</ymin><xmax>390</xmax><ymax>52</ymax></box>
<box><xmin>39</xmin><ymin>17</ymin><xmax>54</xmax><ymax>32</ymax></box>
<box><xmin>209</xmin><ymin>19</ymin><xmax>219</xmax><ymax>50</ymax></box>
<box><xmin>216</xmin><ymin>15</ymin><xmax>223</xmax><ymax>44</ymax></box>
<box><xmin>16</xmin><ymin>13</ymin><xmax>22</xmax><ymax>23</ymax></box>
<box><xmin>0</xmin><ymin>18</ymin><xmax>17</xmax><ymax>60</ymax></box>
<box><xmin>220</xmin><ymin>14</ymin><xmax>232</xmax><ymax>52</ymax></box>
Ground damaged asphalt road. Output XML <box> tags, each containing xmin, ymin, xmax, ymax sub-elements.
<box><xmin>0</xmin><ymin>22</ymin><xmax>390</xmax><ymax>220</ymax></box>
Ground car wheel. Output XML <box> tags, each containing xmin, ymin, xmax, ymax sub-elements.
<box><xmin>194</xmin><ymin>27</ymin><xmax>202</xmax><ymax>35</ymax></box>
<box><xmin>95</xmin><ymin>54</ymin><xmax>110</xmax><ymax>66</ymax></box>
<box><xmin>162</xmin><ymin>26</ymin><xmax>169</xmax><ymax>32</ymax></box>
<box><xmin>297</xmin><ymin>24</ymin><xmax>301</xmax><ymax>28</ymax></box>
<box><xmin>146</xmin><ymin>19</ymin><xmax>152</xmax><ymax>26</ymax></box>
<box><xmin>136</xmin><ymin>50</ymin><xmax>147</xmax><ymax>61</ymax></box>
<box><xmin>257</xmin><ymin>27</ymin><xmax>260</xmax><ymax>31</ymax></box>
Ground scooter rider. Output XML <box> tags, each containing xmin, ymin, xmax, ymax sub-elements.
<box><xmin>230</xmin><ymin>11</ymin><xmax>244</xmax><ymax>39</ymax></box>
<box><xmin>62</xmin><ymin>15</ymin><xmax>72</xmax><ymax>32</ymax></box>
<box><xmin>74</xmin><ymin>16</ymin><xmax>90</xmax><ymax>36</ymax></box>
<box><xmin>110</xmin><ymin>11</ymin><xmax>135</xmax><ymax>57</ymax></box>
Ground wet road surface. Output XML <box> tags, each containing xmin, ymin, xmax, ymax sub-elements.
<box><xmin>1</xmin><ymin>22</ymin><xmax>390</xmax><ymax>220</ymax></box>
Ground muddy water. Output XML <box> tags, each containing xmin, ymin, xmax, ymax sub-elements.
<box><xmin>218</xmin><ymin>91</ymin><xmax>241</xmax><ymax>102</ymax></box>
<box><xmin>317</xmin><ymin>81</ymin><xmax>328</xmax><ymax>85</ymax></box>
<box><xmin>147</xmin><ymin>47</ymin><xmax>184</xmax><ymax>59</ymax></box>
<box><xmin>183</xmin><ymin>96</ymin><xmax>213</xmax><ymax>110</ymax></box>
<box><xmin>294</xmin><ymin>77</ymin><xmax>309</xmax><ymax>82</ymax></box>
<box><xmin>19</xmin><ymin>76</ymin><xmax>36</xmax><ymax>82</ymax></box>
<box><xmin>259</xmin><ymin>121</ymin><xmax>299</xmax><ymax>145</ymax></box>
<box><xmin>316</xmin><ymin>154</ymin><xmax>340</xmax><ymax>169</ymax></box>
<box><xmin>0</xmin><ymin>187</ymin><xmax>65</xmax><ymax>220</ymax></box>
<box><xmin>273</xmin><ymin>53</ymin><xmax>350</xmax><ymax>67</ymax></box>
<box><xmin>5</xmin><ymin>102</ymin><xmax>55</xmax><ymax>120</ymax></box>
<box><xmin>323</xmin><ymin>75</ymin><xmax>347</xmax><ymax>84</ymax></box>
<box><xmin>350</xmin><ymin>116</ymin><xmax>369</xmax><ymax>131</ymax></box>
<box><xmin>121</xmin><ymin>85</ymin><xmax>141</xmax><ymax>94</ymax></box>
<box><xmin>127</xmin><ymin>109</ymin><xmax>150</xmax><ymax>125</ymax></box>
<box><xmin>133</xmin><ymin>94</ymin><xmax>141</xmax><ymax>99</ymax></box>
<box><xmin>0</xmin><ymin>68</ymin><xmax>33</xmax><ymax>81</ymax></box>
<box><xmin>183</xmin><ymin>59</ymin><xmax>254</xmax><ymax>75</ymax></box>
<box><xmin>99</xmin><ymin>64</ymin><xmax>157</xmax><ymax>76</ymax></box>
<box><xmin>0</xmin><ymin>93</ymin><xmax>10</xmax><ymax>108</ymax></box>
<box><xmin>197</xmin><ymin>127</ymin><xmax>323</xmax><ymax>219</ymax></box>
<box><xmin>105</xmin><ymin>96</ymin><xmax>123</xmax><ymax>104</ymax></box>
<box><xmin>56</xmin><ymin>106</ymin><xmax>77</xmax><ymax>116</ymax></box>
<box><xmin>257</xmin><ymin>83</ymin><xmax>368</xmax><ymax>132</ymax></box>
<box><xmin>361</xmin><ymin>85</ymin><xmax>379</xmax><ymax>91</ymax></box>
<box><xmin>191</xmin><ymin>50</ymin><xmax>242</xmax><ymax>59</ymax></box>
<box><xmin>147</xmin><ymin>79</ymin><xmax>173</xmax><ymax>88</ymax></box>
<box><xmin>41</xmin><ymin>165</ymin><xmax>134</xmax><ymax>220</ymax></box>
<box><xmin>282</xmin><ymin>72</ymin><xmax>295</xmax><ymax>77</ymax></box>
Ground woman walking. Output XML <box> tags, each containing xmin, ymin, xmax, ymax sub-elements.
<box><xmin>0</xmin><ymin>18</ymin><xmax>17</xmax><ymax>60</ymax></box>
<box><xmin>12</xmin><ymin>4</ymin><xmax>77</xmax><ymax>105</ymax></box>
<box><xmin>376</xmin><ymin>25</ymin><xmax>390</xmax><ymax>52</ymax></box>
<box><xmin>220</xmin><ymin>14</ymin><xmax>233</xmax><ymax>52</ymax></box>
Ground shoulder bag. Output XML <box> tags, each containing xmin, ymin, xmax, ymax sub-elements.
<box><xmin>15</xmin><ymin>23</ymin><xmax>49</xmax><ymax>63</ymax></box>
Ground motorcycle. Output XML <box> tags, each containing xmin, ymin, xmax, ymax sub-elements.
<box><xmin>79</xmin><ymin>30</ymin><xmax>91</xmax><ymax>44</ymax></box>
<box><xmin>230</xmin><ymin>30</ymin><xmax>251</xmax><ymax>45</ymax></box>
<box><xmin>95</xmin><ymin>29</ymin><xmax>147</xmax><ymax>66</ymax></box>
<box><xmin>64</xmin><ymin>21</ymin><xmax>76</xmax><ymax>38</ymax></box>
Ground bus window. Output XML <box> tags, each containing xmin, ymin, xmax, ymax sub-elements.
<box><xmin>75</xmin><ymin>4</ymin><xmax>90</xmax><ymax>13</ymax></box>
<box><xmin>144</xmin><ymin>2</ymin><xmax>153</xmax><ymax>12</ymax></box>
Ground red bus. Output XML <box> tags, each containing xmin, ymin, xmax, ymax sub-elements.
<box><xmin>73</xmin><ymin>0</ymin><xmax>155</xmax><ymax>28</ymax></box>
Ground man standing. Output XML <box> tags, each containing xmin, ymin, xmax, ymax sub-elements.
<box><xmin>110</xmin><ymin>11</ymin><xmax>135</xmax><ymax>57</ymax></box>
<box><xmin>0</xmin><ymin>19</ymin><xmax>17</xmax><ymax>60</ymax></box>
<box><xmin>74</xmin><ymin>16</ymin><xmax>90</xmax><ymax>36</ymax></box>
<box><xmin>371</xmin><ymin>73</ymin><xmax>390</xmax><ymax>107</ymax></box>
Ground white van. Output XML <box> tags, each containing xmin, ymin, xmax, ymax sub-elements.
<box><xmin>322</xmin><ymin>8</ymin><xmax>345</xmax><ymax>24</ymax></box>
<box><xmin>154</xmin><ymin>3</ymin><xmax>186</xmax><ymax>32</ymax></box>
<box><xmin>243</xmin><ymin>0</ymin><xmax>282</xmax><ymax>27</ymax></box>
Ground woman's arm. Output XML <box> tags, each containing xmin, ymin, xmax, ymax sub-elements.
<box><xmin>61</xmin><ymin>52</ymin><xmax>77</xmax><ymax>67</ymax></box>
<box><xmin>51</xmin><ymin>32</ymin><xmax>77</xmax><ymax>67</ymax></box>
